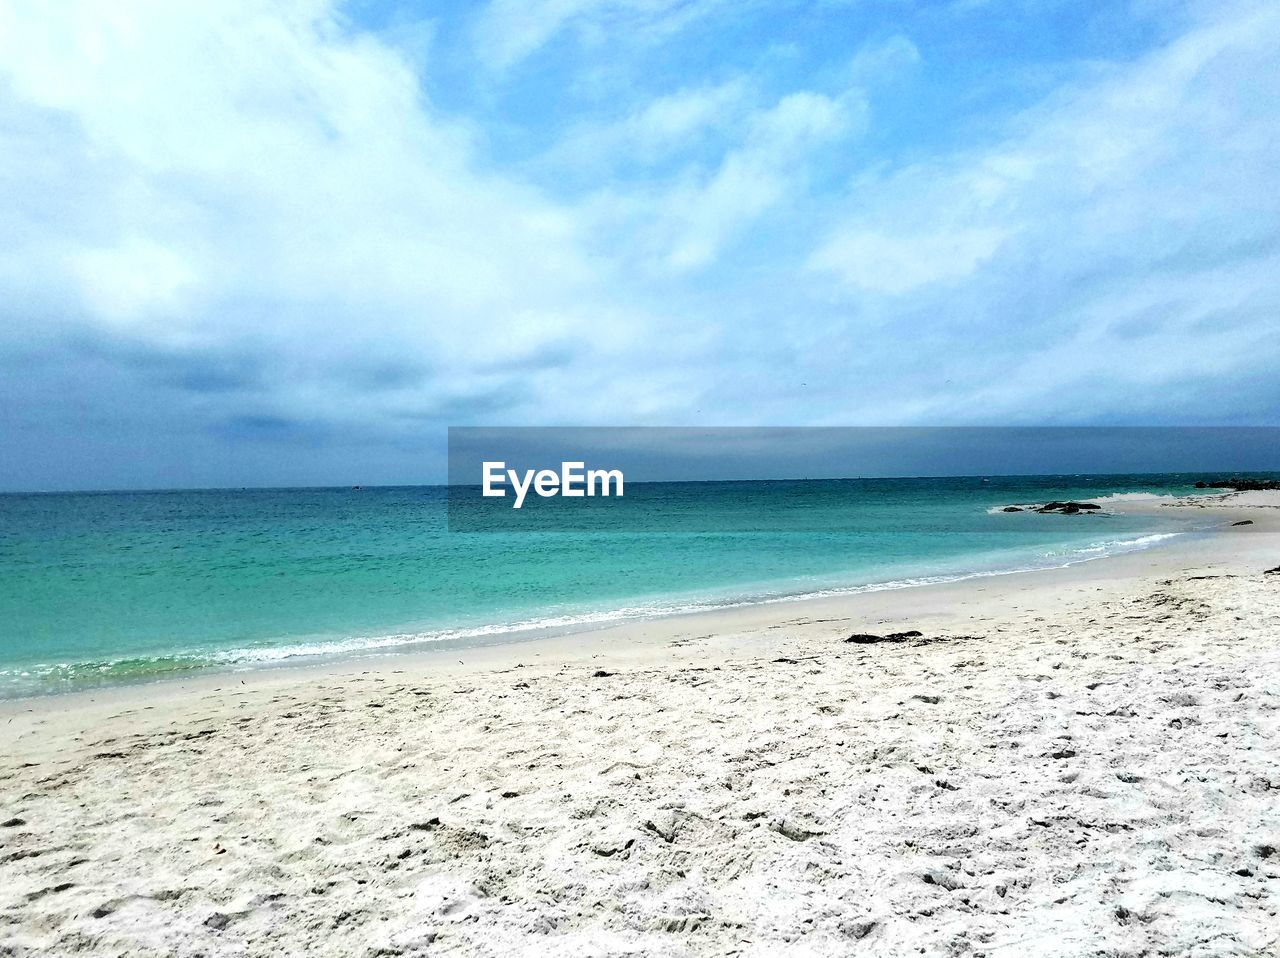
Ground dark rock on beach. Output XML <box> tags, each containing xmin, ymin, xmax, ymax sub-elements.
<box><xmin>1002</xmin><ymin>506</ymin><xmax>1023</xmax><ymax>512</ymax></box>
<box><xmin>845</xmin><ymin>630</ymin><xmax>923</xmax><ymax>644</ymax></box>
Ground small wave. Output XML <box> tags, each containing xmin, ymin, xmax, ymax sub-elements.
<box><xmin>1035</xmin><ymin>531</ymin><xmax>1182</xmax><ymax>559</ymax></box>
<box><xmin>1089</xmin><ymin>491</ymin><xmax>1181</xmax><ymax>504</ymax></box>
<box><xmin>756</xmin><ymin>531</ymin><xmax>1186</xmax><ymax>602</ymax></box>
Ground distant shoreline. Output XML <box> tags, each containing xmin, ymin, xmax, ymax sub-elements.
<box><xmin>4</xmin><ymin>467</ymin><xmax>1280</xmax><ymax>497</ymax></box>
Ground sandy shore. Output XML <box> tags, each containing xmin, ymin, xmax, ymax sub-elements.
<box><xmin>2</xmin><ymin>491</ymin><xmax>1278</xmax><ymax>956</ymax></box>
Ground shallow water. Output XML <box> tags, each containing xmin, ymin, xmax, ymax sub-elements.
<box><xmin>0</xmin><ymin>474</ymin><xmax>1240</xmax><ymax>695</ymax></box>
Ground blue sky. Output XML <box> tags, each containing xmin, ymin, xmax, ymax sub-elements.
<box><xmin>0</xmin><ymin>0</ymin><xmax>1277</xmax><ymax>489</ymax></box>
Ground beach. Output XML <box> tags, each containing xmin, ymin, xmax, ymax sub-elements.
<box><xmin>2</xmin><ymin>490</ymin><xmax>1278</xmax><ymax>957</ymax></box>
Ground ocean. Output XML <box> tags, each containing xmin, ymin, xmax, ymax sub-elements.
<box><xmin>0</xmin><ymin>474</ymin><xmax>1241</xmax><ymax>697</ymax></box>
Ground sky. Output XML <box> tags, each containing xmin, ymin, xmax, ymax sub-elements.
<box><xmin>0</xmin><ymin>0</ymin><xmax>1278</xmax><ymax>490</ymax></box>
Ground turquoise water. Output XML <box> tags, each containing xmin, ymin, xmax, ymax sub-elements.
<box><xmin>0</xmin><ymin>474</ymin><xmax>1237</xmax><ymax>696</ymax></box>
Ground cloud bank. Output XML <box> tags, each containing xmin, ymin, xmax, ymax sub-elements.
<box><xmin>0</xmin><ymin>0</ymin><xmax>1276</xmax><ymax>488</ymax></box>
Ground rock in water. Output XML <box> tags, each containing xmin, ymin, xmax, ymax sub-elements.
<box><xmin>1036</xmin><ymin>501</ymin><xmax>1102</xmax><ymax>514</ymax></box>
<box><xmin>1194</xmin><ymin>478</ymin><xmax>1280</xmax><ymax>491</ymax></box>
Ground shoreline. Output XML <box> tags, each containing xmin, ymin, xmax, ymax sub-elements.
<box><xmin>0</xmin><ymin>525</ymin><xmax>1199</xmax><ymax>706</ymax></box>
<box><xmin>1</xmin><ymin>489</ymin><xmax>1265</xmax><ymax>706</ymax></box>
<box><xmin>2</xmin><ymin>490</ymin><xmax>1274</xmax><ymax>720</ymax></box>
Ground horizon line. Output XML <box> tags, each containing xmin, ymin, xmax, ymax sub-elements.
<box><xmin>5</xmin><ymin>468</ymin><xmax>1280</xmax><ymax>497</ymax></box>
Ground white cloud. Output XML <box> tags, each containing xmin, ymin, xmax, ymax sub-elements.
<box><xmin>808</xmin><ymin>227</ymin><xmax>1007</xmax><ymax>294</ymax></box>
<box><xmin>662</xmin><ymin>91</ymin><xmax>855</xmax><ymax>270</ymax></box>
<box><xmin>473</xmin><ymin>0</ymin><xmax>597</xmax><ymax>72</ymax></box>
<box><xmin>540</xmin><ymin>79</ymin><xmax>750</xmax><ymax>173</ymax></box>
<box><xmin>579</xmin><ymin>86</ymin><xmax>862</xmax><ymax>273</ymax></box>
<box><xmin>799</xmin><ymin>0</ymin><xmax>1280</xmax><ymax>420</ymax></box>
<box><xmin>471</xmin><ymin>0</ymin><xmax>724</xmax><ymax>72</ymax></box>
<box><xmin>71</xmin><ymin>239</ymin><xmax>200</xmax><ymax>331</ymax></box>
<box><xmin>0</xmin><ymin>0</ymin><xmax>678</xmax><ymax>430</ymax></box>
<box><xmin>845</xmin><ymin>33</ymin><xmax>920</xmax><ymax>84</ymax></box>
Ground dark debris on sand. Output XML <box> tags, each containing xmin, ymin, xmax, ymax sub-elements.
<box><xmin>844</xmin><ymin>630</ymin><xmax>924</xmax><ymax>644</ymax></box>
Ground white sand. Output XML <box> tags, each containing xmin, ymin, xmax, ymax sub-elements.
<box><xmin>2</xmin><ymin>492</ymin><xmax>1278</xmax><ymax>956</ymax></box>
